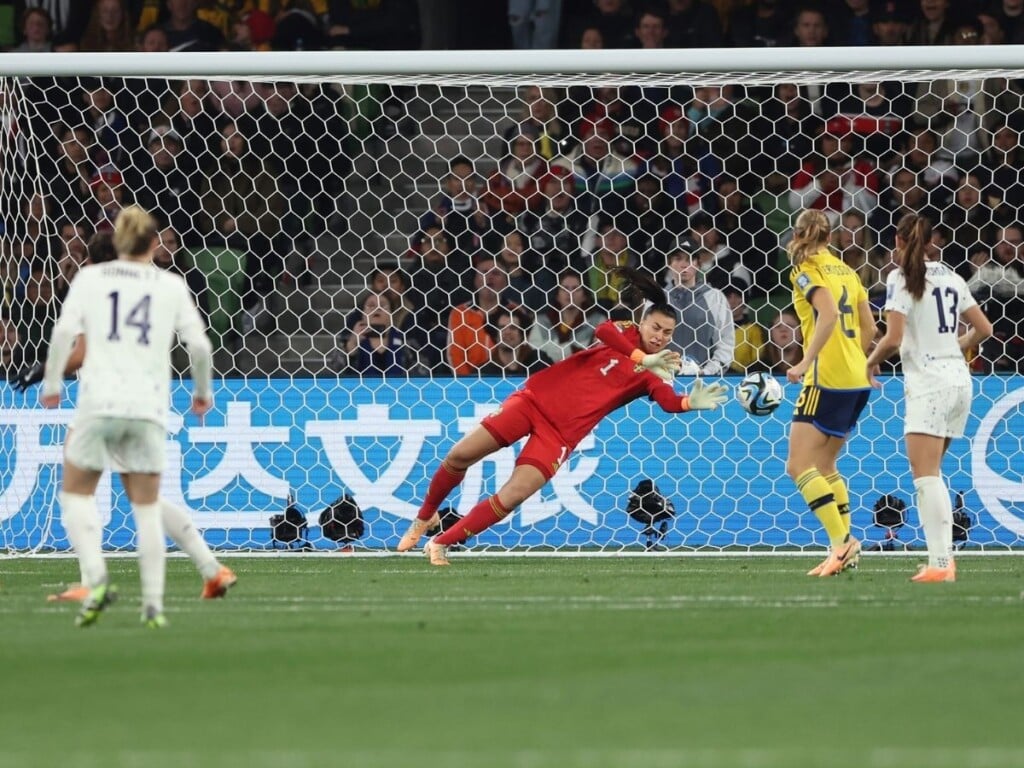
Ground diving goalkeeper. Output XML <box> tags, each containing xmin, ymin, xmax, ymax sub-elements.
<box><xmin>397</xmin><ymin>267</ymin><xmax>729</xmax><ymax>565</ymax></box>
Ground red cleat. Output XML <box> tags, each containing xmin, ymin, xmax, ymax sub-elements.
<box><xmin>201</xmin><ymin>566</ymin><xmax>238</xmax><ymax>599</ymax></box>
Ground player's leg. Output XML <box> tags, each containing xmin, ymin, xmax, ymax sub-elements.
<box><xmin>400</xmin><ymin>396</ymin><xmax>525</xmax><ymax>551</ymax></box>
<box><xmin>907</xmin><ymin>433</ymin><xmax>956</xmax><ymax>582</ymax></box>
<box><xmin>787</xmin><ymin>422</ymin><xmax>849</xmax><ymax>566</ymax></box>
<box><xmin>812</xmin><ymin>436</ymin><xmax>861</xmax><ymax>575</ymax></box>
<box><xmin>426</xmin><ymin>463</ymin><xmax>547</xmax><ymax>565</ymax></box>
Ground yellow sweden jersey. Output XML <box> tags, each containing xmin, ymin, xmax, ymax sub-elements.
<box><xmin>790</xmin><ymin>249</ymin><xmax>870</xmax><ymax>390</ymax></box>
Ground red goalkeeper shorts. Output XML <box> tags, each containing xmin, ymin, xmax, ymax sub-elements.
<box><xmin>480</xmin><ymin>390</ymin><xmax>569</xmax><ymax>480</ymax></box>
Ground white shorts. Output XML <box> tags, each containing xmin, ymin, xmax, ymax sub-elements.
<box><xmin>65</xmin><ymin>416</ymin><xmax>166</xmax><ymax>474</ymax></box>
<box><xmin>904</xmin><ymin>385</ymin><xmax>971</xmax><ymax>438</ymax></box>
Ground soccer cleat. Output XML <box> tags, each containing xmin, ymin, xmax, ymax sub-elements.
<box><xmin>75</xmin><ymin>583</ymin><xmax>118</xmax><ymax>628</ymax></box>
<box><xmin>201</xmin><ymin>565</ymin><xmax>238</xmax><ymax>599</ymax></box>
<box><xmin>423</xmin><ymin>537</ymin><xmax>450</xmax><ymax>566</ymax></box>
<box><xmin>397</xmin><ymin>512</ymin><xmax>440</xmax><ymax>552</ymax></box>
<box><xmin>141</xmin><ymin>606</ymin><xmax>168</xmax><ymax>629</ymax></box>
<box><xmin>806</xmin><ymin>557</ymin><xmax>828</xmax><ymax>577</ymax></box>
<box><xmin>817</xmin><ymin>536</ymin><xmax>862</xmax><ymax>577</ymax></box>
<box><xmin>806</xmin><ymin>550</ymin><xmax>859</xmax><ymax>576</ymax></box>
<box><xmin>47</xmin><ymin>584</ymin><xmax>90</xmax><ymax>602</ymax></box>
<box><xmin>910</xmin><ymin>561</ymin><xmax>956</xmax><ymax>583</ymax></box>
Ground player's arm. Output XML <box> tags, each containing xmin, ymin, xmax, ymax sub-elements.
<box><xmin>10</xmin><ymin>336</ymin><xmax>86</xmax><ymax>392</ymax></box>
<box><xmin>40</xmin><ymin>282</ymin><xmax>86</xmax><ymax>407</ymax></box>
<box><xmin>786</xmin><ymin>285</ymin><xmax>838</xmax><ymax>383</ymax></box>
<box><xmin>175</xmin><ymin>282</ymin><xmax>214</xmax><ymax>416</ymax></box>
<box><xmin>593</xmin><ymin>320</ymin><xmax>680</xmax><ymax>380</ymax></box>
<box><xmin>649</xmin><ymin>378</ymin><xmax>728</xmax><ymax>413</ymax></box>
<box><xmin>857</xmin><ymin>299</ymin><xmax>876</xmax><ymax>356</ymax></box>
<box><xmin>865</xmin><ymin>310</ymin><xmax>904</xmax><ymax>387</ymax></box>
<box><xmin>958</xmin><ymin>304</ymin><xmax>993</xmax><ymax>353</ymax></box>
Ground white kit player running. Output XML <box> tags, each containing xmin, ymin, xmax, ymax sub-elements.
<box><xmin>42</xmin><ymin>206</ymin><xmax>214</xmax><ymax>627</ymax></box>
<box><xmin>866</xmin><ymin>213</ymin><xmax>992</xmax><ymax>583</ymax></box>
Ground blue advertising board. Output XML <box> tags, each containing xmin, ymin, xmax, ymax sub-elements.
<box><xmin>2</xmin><ymin>376</ymin><xmax>1022</xmax><ymax>551</ymax></box>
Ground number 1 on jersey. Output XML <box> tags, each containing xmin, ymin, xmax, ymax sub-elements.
<box><xmin>107</xmin><ymin>291</ymin><xmax>153</xmax><ymax>345</ymax></box>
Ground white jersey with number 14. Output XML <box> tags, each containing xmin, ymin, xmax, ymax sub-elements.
<box><xmin>883</xmin><ymin>261</ymin><xmax>977</xmax><ymax>393</ymax></box>
<box><xmin>54</xmin><ymin>260</ymin><xmax>210</xmax><ymax>425</ymax></box>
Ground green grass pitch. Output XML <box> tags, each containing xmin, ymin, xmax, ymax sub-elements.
<box><xmin>1</xmin><ymin>555</ymin><xmax>1022</xmax><ymax>768</ymax></box>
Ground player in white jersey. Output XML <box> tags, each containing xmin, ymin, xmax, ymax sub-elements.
<box><xmin>42</xmin><ymin>206</ymin><xmax>214</xmax><ymax>627</ymax></box>
<box><xmin>866</xmin><ymin>213</ymin><xmax>992</xmax><ymax>583</ymax></box>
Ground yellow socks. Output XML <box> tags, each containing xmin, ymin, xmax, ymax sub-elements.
<box><xmin>796</xmin><ymin>469</ymin><xmax>846</xmax><ymax>548</ymax></box>
<box><xmin>826</xmin><ymin>471</ymin><xmax>851</xmax><ymax>536</ymax></box>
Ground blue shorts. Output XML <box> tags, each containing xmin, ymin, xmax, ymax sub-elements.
<box><xmin>792</xmin><ymin>385</ymin><xmax>871</xmax><ymax>437</ymax></box>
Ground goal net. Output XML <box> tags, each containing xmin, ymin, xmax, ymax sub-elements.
<box><xmin>2</xmin><ymin>49</ymin><xmax>1022</xmax><ymax>554</ymax></box>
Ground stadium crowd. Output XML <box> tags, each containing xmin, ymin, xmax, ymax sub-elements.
<box><xmin>3</xmin><ymin>0</ymin><xmax>1024</xmax><ymax>381</ymax></box>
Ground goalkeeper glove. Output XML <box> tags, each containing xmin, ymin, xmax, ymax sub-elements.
<box><xmin>684</xmin><ymin>379</ymin><xmax>729</xmax><ymax>411</ymax></box>
<box><xmin>631</xmin><ymin>349</ymin><xmax>680</xmax><ymax>382</ymax></box>
<box><xmin>10</xmin><ymin>361</ymin><xmax>44</xmax><ymax>392</ymax></box>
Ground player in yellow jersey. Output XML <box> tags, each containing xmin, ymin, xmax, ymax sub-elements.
<box><xmin>785</xmin><ymin>210</ymin><xmax>877</xmax><ymax>577</ymax></box>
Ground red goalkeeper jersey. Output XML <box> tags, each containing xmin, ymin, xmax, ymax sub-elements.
<box><xmin>523</xmin><ymin>320</ymin><xmax>689</xmax><ymax>447</ymax></box>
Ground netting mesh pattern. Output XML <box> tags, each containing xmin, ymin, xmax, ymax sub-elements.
<box><xmin>1</xmin><ymin>70</ymin><xmax>1023</xmax><ymax>552</ymax></box>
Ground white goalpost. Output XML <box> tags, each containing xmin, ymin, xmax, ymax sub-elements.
<box><xmin>1</xmin><ymin>47</ymin><xmax>1022</xmax><ymax>554</ymax></box>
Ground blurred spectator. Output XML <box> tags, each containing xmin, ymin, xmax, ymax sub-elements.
<box><xmin>517</xmin><ymin>166</ymin><xmax>589</xmax><ymax>287</ymax></box>
<box><xmin>787</xmin><ymin>6</ymin><xmax>830</xmax><ymax>46</ymax></box>
<box><xmin>724</xmin><ymin>281</ymin><xmax>764</xmax><ymax>373</ymax></box>
<box><xmin>977</xmin><ymin>9</ymin><xmax>1006</xmax><ymax>44</ymax></box>
<box><xmin>13</xmin><ymin>1</ymin><xmax>90</xmax><ymax>49</ymax></box>
<box><xmin>587</xmin><ymin>222</ymin><xmax>636</xmax><ymax>308</ymax></box>
<box><xmin>872</xmin><ymin>1</ymin><xmax>912</xmax><ymax>44</ymax></box>
<box><xmin>330</xmin><ymin>290</ymin><xmax>418</xmax><ymax>377</ymax></box>
<box><xmin>789</xmin><ymin>129</ymin><xmax>879</xmax><ymax>226</ymax></box>
<box><xmin>871</xmin><ymin>166</ymin><xmax>940</xmax><ymax>249</ymax></box>
<box><xmin>483</xmin><ymin>124</ymin><xmax>546</xmax><ymax>219</ymax></box>
<box><xmin>480</xmin><ymin>308</ymin><xmax>554</xmax><ymax>376</ymax></box>
<box><xmin>833</xmin><ymin>208</ymin><xmax>887</xmax><ymax>305</ymax></box>
<box><xmin>504</xmin><ymin>85</ymin><xmax>574</xmax><ymax>161</ymax></box>
<box><xmin>138</xmin><ymin>23</ymin><xmax>169</xmax><ymax>52</ymax></box>
<box><xmin>154</xmin><ymin>225</ymin><xmax>210</xmax><ymax>324</ymax></box>
<box><xmin>761</xmin><ymin>308</ymin><xmax>803</xmax><ymax>375</ymax></box>
<box><xmin>86</xmin><ymin>165</ymin><xmax>127</xmax><ymax>234</ymax></box>
<box><xmin>79</xmin><ymin>0</ymin><xmax>135</xmax><ymax>52</ymax></box>
<box><xmin>161</xmin><ymin>79</ymin><xmax>219</xmax><ymax>165</ymax></box>
<box><xmin>987</xmin><ymin>0</ymin><xmax>1024</xmax><ymax>43</ymax></box>
<box><xmin>905</xmin><ymin>0</ymin><xmax>957</xmax><ymax>45</ymax></box>
<box><xmin>495</xmin><ymin>230</ymin><xmax>547</xmax><ymax>312</ymax></box>
<box><xmin>230</xmin><ymin>9</ymin><xmax>275</xmax><ymax>51</ymax></box>
<box><xmin>943</xmin><ymin>171</ymin><xmax>993</xmax><ymax>276</ymax></box>
<box><xmin>366</xmin><ymin>264</ymin><xmax>418</xmax><ymax>333</ymax></box>
<box><xmin>900</xmin><ymin>127</ymin><xmax>957</xmax><ymax>189</ymax></box>
<box><xmin>666</xmin><ymin>0</ymin><xmax>724</xmax><ymax>47</ymax></box>
<box><xmin>836</xmin><ymin>0</ymin><xmax>876</xmax><ymax>45</ymax></box>
<box><xmin>967</xmin><ymin>223</ymin><xmax>1024</xmax><ymax>371</ymax></box>
<box><xmin>633</xmin><ymin>5</ymin><xmax>669</xmax><ymax>48</ymax></box>
<box><xmin>52</xmin><ymin>218</ymin><xmax>90</xmax><ymax>301</ymax></box>
<box><xmin>161</xmin><ymin>0</ymin><xmax>225</xmax><ymax>51</ymax></box>
<box><xmin>44</xmin><ymin>123</ymin><xmax>95</xmax><ymax>226</ymax></box>
<box><xmin>328</xmin><ymin>0</ymin><xmax>421</xmax><ymax>50</ymax></box>
<box><xmin>574</xmin><ymin>84</ymin><xmax>652</xmax><ymax>158</ymax></box>
<box><xmin>11</xmin><ymin>6</ymin><xmax>53</xmax><ymax>52</ymax></box>
<box><xmin>509</xmin><ymin>0</ymin><xmax>564</xmax><ymax>49</ymax></box>
<box><xmin>982</xmin><ymin>124</ymin><xmax>1024</xmax><ymax>224</ymax></box>
<box><xmin>422</xmin><ymin>155</ymin><xmax>497</xmax><ymax>261</ymax></box>
<box><xmin>577</xmin><ymin>24</ymin><xmax>604</xmax><ymax>47</ymax></box>
<box><xmin>127</xmin><ymin>125</ymin><xmax>202</xmax><ymax>243</ymax></box>
<box><xmin>689</xmin><ymin>212</ymin><xmax>754</xmax><ymax>290</ymax></box>
<box><xmin>615</xmin><ymin>174</ymin><xmax>686</xmax><ymax>275</ymax></box>
<box><xmin>406</xmin><ymin>226</ymin><xmax>470</xmax><ymax>373</ymax></box>
<box><xmin>710</xmin><ymin>174</ymin><xmax>779</xmax><ymax>296</ymax></box>
<box><xmin>566</xmin><ymin>0</ymin><xmax>634</xmax><ymax>48</ymax></box>
<box><xmin>741</xmin><ymin>83</ymin><xmax>819</xmax><ymax>178</ymax></box>
<box><xmin>528</xmin><ymin>269</ymin><xmax>603</xmax><ymax>362</ymax></box>
<box><xmin>729</xmin><ymin>0</ymin><xmax>790</xmax><ymax>47</ymax></box>
<box><xmin>0</xmin><ymin>317</ymin><xmax>20</xmax><ymax>379</ymax></box>
<box><xmin>447</xmin><ymin>256</ymin><xmax>520</xmax><ymax>376</ymax></box>
<box><xmin>665</xmin><ymin>242</ymin><xmax>734</xmax><ymax>375</ymax></box>
<box><xmin>647</xmin><ymin>105</ymin><xmax>708</xmax><ymax>215</ymax></box>
<box><xmin>199</xmin><ymin>118</ymin><xmax>285</xmax><ymax>333</ymax></box>
<box><xmin>567</xmin><ymin>121</ymin><xmax>641</xmax><ymax>216</ymax></box>
<box><xmin>11</xmin><ymin>262</ymin><xmax>55</xmax><ymax>367</ymax></box>
<box><xmin>81</xmin><ymin>78</ymin><xmax>129</xmax><ymax>168</ymax></box>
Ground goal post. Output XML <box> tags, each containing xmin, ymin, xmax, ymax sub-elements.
<box><xmin>2</xmin><ymin>48</ymin><xmax>1023</xmax><ymax>554</ymax></box>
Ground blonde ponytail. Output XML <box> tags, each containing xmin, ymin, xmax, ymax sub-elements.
<box><xmin>787</xmin><ymin>209</ymin><xmax>832</xmax><ymax>267</ymax></box>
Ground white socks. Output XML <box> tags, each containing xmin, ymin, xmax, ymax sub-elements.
<box><xmin>915</xmin><ymin>475</ymin><xmax>953</xmax><ymax>569</ymax></box>
<box><xmin>133</xmin><ymin>501</ymin><xmax>166</xmax><ymax>614</ymax></box>
<box><xmin>160</xmin><ymin>500</ymin><xmax>221</xmax><ymax>580</ymax></box>
<box><xmin>60</xmin><ymin>492</ymin><xmax>106</xmax><ymax>588</ymax></box>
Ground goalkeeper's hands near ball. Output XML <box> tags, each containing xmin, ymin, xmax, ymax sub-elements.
<box><xmin>631</xmin><ymin>348</ymin><xmax>682</xmax><ymax>382</ymax></box>
<box><xmin>683</xmin><ymin>379</ymin><xmax>729</xmax><ymax>410</ymax></box>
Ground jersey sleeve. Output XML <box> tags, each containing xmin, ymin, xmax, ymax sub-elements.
<box><xmin>791</xmin><ymin>264</ymin><xmax>823</xmax><ymax>302</ymax></box>
<box><xmin>41</xmin><ymin>271</ymin><xmax>89</xmax><ymax>397</ymax></box>
<box><xmin>174</xmin><ymin>277</ymin><xmax>214</xmax><ymax>400</ymax></box>
<box><xmin>955</xmin><ymin>274</ymin><xmax>978</xmax><ymax>314</ymax></box>
<box><xmin>883</xmin><ymin>270</ymin><xmax>913</xmax><ymax>316</ymax></box>
<box><xmin>593</xmin><ymin>319</ymin><xmax>640</xmax><ymax>358</ymax></box>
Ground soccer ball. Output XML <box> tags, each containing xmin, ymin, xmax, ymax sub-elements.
<box><xmin>736</xmin><ymin>371</ymin><xmax>784</xmax><ymax>416</ymax></box>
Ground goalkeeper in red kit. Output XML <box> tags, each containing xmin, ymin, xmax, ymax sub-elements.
<box><xmin>397</xmin><ymin>268</ymin><xmax>729</xmax><ymax>565</ymax></box>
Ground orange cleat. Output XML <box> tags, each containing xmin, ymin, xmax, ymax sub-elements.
<box><xmin>807</xmin><ymin>548</ymin><xmax>859</xmax><ymax>576</ymax></box>
<box><xmin>806</xmin><ymin>557</ymin><xmax>828</xmax><ymax>577</ymax></box>
<box><xmin>423</xmin><ymin>537</ymin><xmax>450</xmax><ymax>566</ymax></box>
<box><xmin>47</xmin><ymin>584</ymin><xmax>90</xmax><ymax>602</ymax></box>
<box><xmin>818</xmin><ymin>536</ymin><xmax>862</xmax><ymax>577</ymax></box>
<box><xmin>910</xmin><ymin>561</ymin><xmax>956</xmax><ymax>583</ymax></box>
<box><xmin>397</xmin><ymin>512</ymin><xmax>440</xmax><ymax>552</ymax></box>
<box><xmin>201</xmin><ymin>566</ymin><xmax>238</xmax><ymax>599</ymax></box>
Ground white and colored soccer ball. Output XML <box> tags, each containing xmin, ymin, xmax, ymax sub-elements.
<box><xmin>736</xmin><ymin>371</ymin><xmax>784</xmax><ymax>416</ymax></box>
